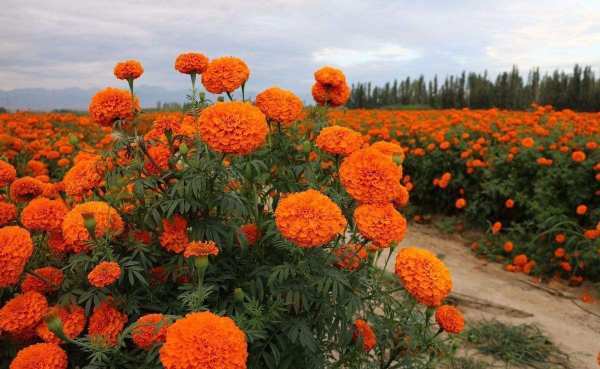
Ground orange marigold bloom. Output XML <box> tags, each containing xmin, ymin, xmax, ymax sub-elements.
<box><xmin>333</xmin><ymin>243</ymin><xmax>368</xmax><ymax>271</ymax></box>
<box><xmin>370</xmin><ymin>141</ymin><xmax>405</xmax><ymax>163</ymax></box>
<box><xmin>240</xmin><ymin>223</ymin><xmax>260</xmax><ymax>246</ymax></box>
<box><xmin>554</xmin><ymin>248</ymin><xmax>566</xmax><ymax>258</ymax></box>
<box><xmin>184</xmin><ymin>241</ymin><xmax>220</xmax><ymax>258</ymax></box>
<box><xmin>88</xmin><ymin>261</ymin><xmax>121</xmax><ymax>288</ymax></box>
<box><xmin>201</xmin><ymin>56</ymin><xmax>250</xmax><ymax>94</ymax></box>
<box><xmin>435</xmin><ymin>305</ymin><xmax>465</xmax><ymax>334</ymax></box>
<box><xmin>0</xmin><ymin>291</ymin><xmax>48</xmax><ymax>335</ymax></box>
<box><xmin>159</xmin><ymin>311</ymin><xmax>248</xmax><ymax>369</ymax></box>
<box><xmin>505</xmin><ymin>198</ymin><xmax>514</xmax><ymax>208</ymax></box>
<box><xmin>175</xmin><ymin>52</ymin><xmax>209</xmax><ymax>74</ymax></box>
<box><xmin>113</xmin><ymin>59</ymin><xmax>144</xmax><ymax>80</ymax></box>
<box><xmin>503</xmin><ymin>241</ymin><xmax>514</xmax><ymax>253</ymax></box>
<box><xmin>36</xmin><ymin>304</ymin><xmax>86</xmax><ymax>344</ymax></box>
<box><xmin>352</xmin><ymin>319</ymin><xmax>376</xmax><ymax>351</ymax></box>
<box><xmin>354</xmin><ymin>203</ymin><xmax>407</xmax><ymax>248</ymax></box>
<box><xmin>571</xmin><ymin>150</ymin><xmax>586</xmax><ymax>162</ymax></box>
<box><xmin>513</xmin><ymin>254</ymin><xmax>528</xmax><ymax>267</ymax></box>
<box><xmin>274</xmin><ymin>189</ymin><xmax>347</xmax><ymax>248</ymax></box>
<box><xmin>132</xmin><ymin>313</ymin><xmax>170</xmax><ymax>350</ymax></box>
<box><xmin>0</xmin><ymin>159</ymin><xmax>17</xmax><ymax>187</ymax></box>
<box><xmin>455</xmin><ymin>198</ymin><xmax>467</xmax><ymax>209</ymax></box>
<box><xmin>0</xmin><ymin>201</ymin><xmax>17</xmax><ymax>226</ymax></box>
<box><xmin>315</xmin><ymin>126</ymin><xmax>364</xmax><ymax>156</ymax></box>
<box><xmin>314</xmin><ymin>66</ymin><xmax>346</xmax><ymax>87</ymax></box>
<box><xmin>159</xmin><ymin>215</ymin><xmax>189</xmax><ymax>253</ymax></box>
<box><xmin>9</xmin><ymin>176</ymin><xmax>44</xmax><ymax>202</ymax></box>
<box><xmin>491</xmin><ymin>221</ymin><xmax>502</xmax><ymax>235</ymax></box>
<box><xmin>521</xmin><ymin>137</ymin><xmax>535</xmax><ymax>148</ymax></box>
<box><xmin>255</xmin><ymin>87</ymin><xmax>304</xmax><ymax>125</ymax></box>
<box><xmin>576</xmin><ymin>204</ymin><xmax>588</xmax><ymax>215</ymax></box>
<box><xmin>21</xmin><ymin>266</ymin><xmax>63</xmax><ymax>294</ymax></box>
<box><xmin>144</xmin><ymin>144</ymin><xmax>171</xmax><ymax>175</ymax></box>
<box><xmin>63</xmin><ymin>159</ymin><xmax>105</xmax><ymax>198</ymax></box>
<box><xmin>339</xmin><ymin>147</ymin><xmax>402</xmax><ymax>204</ymax></box>
<box><xmin>88</xmin><ymin>300</ymin><xmax>128</xmax><ymax>347</ymax></box>
<box><xmin>394</xmin><ymin>185</ymin><xmax>410</xmax><ymax>208</ymax></box>
<box><xmin>198</xmin><ymin>102</ymin><xmax>268</xmax><ymax>155</ymax></box>
<box><xmin>8</xmin><ymin>343</ymin><xmax>67</xmax><ymax>369</ymax></box>
<box><xmin>21</xmin><ymin>197</ymin><xmax>69</xmax><ymax>232</ymax></box>
<box><xmin>61</xmin><ymin>201</ymin><xmax>124</xmax><ymax>253</ymax></box>
<box><xmin>312</xmin><ymin>81</ymin><xmax>350</xmax><ymax>107</ymax></box>
<box><xmin>0</xmin><ymin>226</ymin><xmax>34</xmax><ymax>287</ymax></box>
<box><xmin>394</xmin><ymin>247</ymin><xmax>452</xmax><ymax>307</ymax></box>
<box><xmin>555</xmin><ymin>233</ymin><xmax>566</xmax><ymax>243</ymax></box>
<box><xmin>89</xmin><ymin>87</ymin><xmax>140</xmax><ymax>127</ymax></box>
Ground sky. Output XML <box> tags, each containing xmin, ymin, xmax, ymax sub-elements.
<box><xmin>2</xmin><ymin>0</ymin><xmax>600</xmax><ymax>97</ymax></box>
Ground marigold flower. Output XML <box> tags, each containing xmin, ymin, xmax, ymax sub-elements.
<box><xmin>352</xmin><ymin>319</ymin><xmax>376</xmax><ymax>351</ymax></box>
<box><xmin>340</xmin><ymin>147</ymin><xmax>402</xmax><ymax>204</ymax></box>
<box><xmin>0</xmin><ymin>226</ymin><xmax>34</xmax><ymax>287</ymax></box>
<box><xmin>8</xmin><ymin>343</ymin><xmax>67</xmax><ymax>369</ymax></box>
<box><xmin>554</xmin><ymin>248</ymin><xmax>566</xmax><ymax>258</ymax></box>
<box><xmin>0</xmin><ymin>160</ymin><xmax>17</xmax><ymax>187</ymax></box>
<box><xmin>175</xmin><ymin>52</ymin><xmax>209</xmax><ymax>74</ymax></box>
<box><xmin>312</xmin><ymin>81</ymin><xmax>350</xmax><ymax>107</ymax></box>
<box><xmin>503</xmin><ymin>241</ymin><xmax>514</xmax><ymax>253</ymax></box>
<box><xmin>48</xmin><ymin>231</ymin><xmax>68</xmax><ymax>254</ymax></box>
<box><xmin>21</xmin><ymin>266</ymin><xmax>63</xmax><ymax>294</ymax></box>
<box><xmin>201</xmin><ymin>57</ymin><xmax>250</xmax><ymax>94</ymax></box>
<box><xmin>239</xmin><ymin>223</ymin><xmax>260</xmax><ymax>246</ymax></box>
<box><xmin>491</xmin><ymin>221</ymin><xmax>502</xmax><ymax>234</ymax></box>
<box><xmin>184</xmin><ymin>241</ymin><xmax>219</xmax><ymax>258</ymax></box>
<box><xmin>144</xmin><ymin>144</ymin><xmax>171</xmax><ymax>175</ymax></box>
<box><xmin>274</xmin><ymin>189</ymin><xmax>347</xmax><ymax>248</ymax></box>
<box><xmin>88</xmin><ymin>261</ymin><xmax>121</xmax><ymax>288</ymax></box>
<box><xmin>394</xmin><ymin>185</ymin><xmax>410</xmax><ymax>208</ymax></box>
<box><xmin>89</xmin><ymin>87</ymin><xmax>140</xmax><ymax>127</ymax></box>
<box><xmin>255</xmin><ymin>87</ymin><xmax>304</xmax><ymax>125</ymax></box>
<box><xmin>555</xmin><ymin>233</ymin><xmax>566</xmax><ymax>243</ymax></box>
<box><xmin>88</xmin><ymin>300</ymin><xmax>128</xmax><ymax>347</ymax></box>
<box><xmin>571</xmin><ymin>150</ymin><xmax>586</xmax><ymax>162</ymax></box>
<box><xmin>435</xmin><ymin>305</ymin><xmax>465</xmax><ymax>334</ymax></box>
<box><xmin>521</xmin><ymin>137</ymin><xmax>535</xmax><ymax>148</ymax></box>
<box><xmin>505</xmin><ymin>198</ymin><xmax>514</xmax><ymax>208</ymax></box>
<box><xmin>576</xmin><ymin>204</ymin><xmax>588</xmax><ymax>215</ymax></box>
<box><xmin>333</xmin><ymin>244</ymin><xmax>368</xmax><ymax>271</ymax></box>
<box><xmin>0</xmin><ymin>291</ymin><xmax>48</xmax><ymax>335</ymax></box>
<box><xmin>159</xmin><ymin>311</ymin><xmax>248</xmax><ymax>369</ymax></box>
<box><xmin>61</xmin><ymin>201</ymin><xmax>124</xmax><ymax>253</ymax></box>
<box><xmin>63</xmin><ymin>159</ymin><xmax>105</xmax><ymax>198</ymax></box>
<box><xmin>9</xmin><ymin>176</ymin><xmax>44</xmax><ymax>202</ymax></box>
<box><xmin>159</xmin><ymin>215</ymin><xmax>189</xmax><ymax>253</ymax></box>
<box><xmin>315</xmin><ymin>126</ymin><xmax>364</xmax><ymax>156</ymax></box>
<box><xmin>513</xmin><ymin>254</ymin><xmax>528</xmax><ymax>267</ymax></box>
<box><xmin>354</xmin><ymin>203</ymin><xmax>407</xmax><ymax>248</ymax></box>
<box><xmin>114</xmin><ymin>60</ymin><xmax>144</xmax><ymax>80</ymax></box>
<box><xmin>198</xmin><ymin>102</ymin><xmax>268</xmax><ymax>155</ymax></box>
<box><xmin>314</xmin><ymin>66</ymin><xmax>346</xmax><ymax>87</ymax></box>
<box><xmin>394</xmin><ymin>247</ymin><xmax>452</xmax><ymax>307</ymax></box>
<box><xmin>21</xmin><ymin>197</ymin><xmax>69</xmax><ymax>232</ymax></box>
<box><xmin>455</xmin><ymin>198</ymin><xmax>467</xmax><ymax>209</ymax></box>
<box><xmin>0</xmin><ymin>201</ymin><xmax>17</xmax><ymax>226</ymax></box>
<box><xmin>370</xmin><ymin>141</ymin><xmax>405</xmax><ymax>163</ymax></box>
<box><xmin>36</xmin><ymin>304</ymin><xmax>86</xmax><ymax>344</ymax></box>
<box><xmin>132</xmin><ymin>313</ymin><xmax>170</xmax><ymax>350</ymax></box>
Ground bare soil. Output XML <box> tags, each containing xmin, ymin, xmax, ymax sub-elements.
<box><xmin>379</xmin><ymin>223</ymin><xmax>600</xmax><ymax>369</ymax></box>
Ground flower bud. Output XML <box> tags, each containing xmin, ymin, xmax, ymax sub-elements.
<box><xmin>179</xmin><ymin>143</ymin><xmax>189</xmax><ymax>155</ymax></box>
<box><xmin>233</xmin><ymin>287</ymin><xmax>245</xmax><ymax>302</ymax></box>
<box><xmin>68</xmin><ymin>134</ymin><xmax>79</xmax><ymax>145</ymax></box>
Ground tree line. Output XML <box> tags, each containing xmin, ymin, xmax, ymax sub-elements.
<box><xmin>348</xmin><ymin>65</ymin><xmax>600</xmax><ymax>111</ymax></box>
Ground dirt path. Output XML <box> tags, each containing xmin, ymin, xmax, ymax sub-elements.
<box><xmin>379</xmin><ymin>223</ymin><xmax>600</xmax><ymax>369</ymax></box>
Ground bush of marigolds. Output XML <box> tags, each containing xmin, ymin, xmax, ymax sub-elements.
<box><xmin>0</xmin><ymin>56</ymin><xmax>463</xmax><ymax>369</ymax></box>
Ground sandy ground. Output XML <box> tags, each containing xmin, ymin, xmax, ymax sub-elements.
<box><xmin>378</xmin><ymin>223</ymin><xmax>600</xmax><ymax>369</ymax></box>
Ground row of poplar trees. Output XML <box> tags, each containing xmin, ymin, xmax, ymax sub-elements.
<box><xmin>348</xmin><ymin>65</ymin><xmax>600</xmax><ymax>111</ymax></box>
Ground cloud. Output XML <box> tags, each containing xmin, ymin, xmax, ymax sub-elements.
<box><xmin>312</xmin><ymin>44</ymin><xmax>421</xmax><ymax>67</ymax></box>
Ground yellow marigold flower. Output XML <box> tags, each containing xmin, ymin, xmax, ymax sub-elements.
<box><xmin>275</xmin><ymin>189</ymin><xmax>347</xmax><ymax>248</ymax></box>
<box><xmin>394</xmin><ymin>247</ymin><xmax>452</xmax><ymax>307</ymax></box>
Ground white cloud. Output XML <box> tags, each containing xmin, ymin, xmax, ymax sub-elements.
<box><xmin>312</xmin><ymin>44</ymin><xmax>421</xmax><ymax>67</ymax></box>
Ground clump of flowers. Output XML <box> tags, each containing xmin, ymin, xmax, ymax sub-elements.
<box><xmin>275</xmin><ymin>189</ymin><xmax>347</xmax><ymax>248</ymax></box>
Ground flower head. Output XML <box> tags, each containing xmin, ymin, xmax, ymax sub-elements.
<box><xmin>0</xmin><ymin>291</ymin><xmax>48</xmax><ymax>335</ymax></box>
<box><xmin>352</xmin><ymin>319</ymin><xmax>376</xmax><ymax>352</ymax></box>
<box><xmin>315</xmin><ymin>126</ymin><xmax>364</xmax><ymax>156</ymax></box>
<box><xmin>435</xmin><ymin>305</ymin><xmax>465</xmax><ymax>334</ymax></box>
<box><xmin>198</xmin><ymin>102</ymin><xmax>268</xmax><ymax>155</ymax></box>
<box><xmin>0</xmin><ymin>201</ymin><xmax>17</xmax><ymax>226</ymax></box>
<box><xmin>255</xmin><ymin>87</ymin><xmax>303</xmax><ymax>125</ymax></box>
<box><xmin>184</xmin><ymin>241</ymin><xmax>219</xmax><ymax>258</ymax></box>
<box><xmin>9</xmin><ymin>176</ymin><xmax>44</xmax><ymax>202</ymax></box>
<box><xmin>159</xmin><ymin>215</ymin><xmax>189</xmax><ymax>253</ymax></box>
<box><xmin>394</xmin><ymin>247</ymin><xmax>452</xmax><ymax>307</ymax></box>
<box><xmin>340</xmin><ymin>147</ymin><xmax>402</xmax><ymax>203</ymax></box>
<box><xmin>160</xmin><ymin>311</ymin><xmax>248</xmax><ymax>369</ymax></box>
<box><xmin>88</xmin><ymin>300</ymin><xmax>128</xmax><ymax>347</ymax></box>
<box><xmin>36</xmin><ymin>304</ymin><xmax>85</xmax><ymax>344</ymax></box>
<box><xmin>132</xmin><ymin>313</ymin><xmax>169</xmax><ymax>350</ymax></box>
<box><xmin>175</xmin><ymin>52</ymin><xmax>209</xmax><ymax>74</ymax></box>
<box><xmin>201</xmin><ymin>57</ymin><xmax>250</xmax><ymax>94</ymax></box>
<box><xmin>21</xmin><ymin>197</ymin><xmax>69</xmax><ymax>232</ymax></box>
<box><xmin>114</xmin><ymin>60</ymin><xmax>144</xmax><ymax>80</ymax></box>
<box><xmin>275</xmin><ymin>189</ymin><xmax>347</xmax><ymax>248</ymax></box>
<box><xmin>333</xmin><ymin>244</ymin><xmax>368</xmax><ymax>271</ymax></box>
<box><xmin>89</xmin><ymin>87</ymin><xmax>140</xmax><ymax>127</ymax></box>
<box><xmin>354</xmin><ymin>204</ymin><xmax>407</xmax><ymax>248</ymax></box>
<box><xmin>239</xmin><ymin>223</ymin><xmax>260</xmax><ymax>246</ymax></box>
<box><xmin>63</xmin><ymin>159</ymin><xmax>105</xmax><ymax>198</ymax></box>
<box><xmin>314</xmin><ymin>66</ymin><xmax>346</xmax><ymax>87</ymax></box>
<box><xmin>0</xmin><ymin>159</ymin><xmax>17</xmax><ymax>187</ymax></box>
<box><xmin>9</xmin><ymin>343</ymin><xmax>67</xmax><ymax>369</ymax></box>
<box><xmin>21</xmin><ymin>266</ymin><xmax>63</xmax><ymax>294</ymax></box>
<box><xmin>0</xmin><ymin>226</ymin><xmax>34</xmax><ymax>287</ymax></box>
<box><xmin>61</xmin><ymin>201</ymin><xmax>124</xmax><ymax>253</ymax></box>
<box><xmin>88</xmin><ymin>261</ymin><xmax>121</xmax><ymax>288</ymax></box>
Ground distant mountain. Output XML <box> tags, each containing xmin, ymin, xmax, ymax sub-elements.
<box><xmin>0</xmin><ymin>85</ymin><xmax>226</xmax><ymax>111</ymax></box>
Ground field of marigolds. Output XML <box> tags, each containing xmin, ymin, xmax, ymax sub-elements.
<box><xmin>0</xmin><ymin>53</ymin><xmax>597</xmax><ymax>369</ymax></box>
